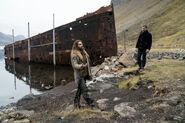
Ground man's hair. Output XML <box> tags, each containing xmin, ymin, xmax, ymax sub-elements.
<box><xmin>71</xmin><ymin>40</ymin><xmax>82</xmax><ymax>52</ymax></box>
<box><xmin>142</xmin><ymin>25</ymin><xmax>148</xmax><ymax>28</ymax></box>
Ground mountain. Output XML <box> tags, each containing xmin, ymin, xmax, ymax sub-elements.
<box><xmin>0</xmin><ymin>32</ymin><xmax>25</xmax><ymax>46</ymax></box>
<box><xmin>112</xmin><ymin>0</ymin><xmax>185</xmax><ymax>49</ymax></box>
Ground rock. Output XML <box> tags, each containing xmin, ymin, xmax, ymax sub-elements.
<box><xmin>104</xmin><ymin>66</ymin><xmax>109</xmax><ymax>71</ymax></box>
<box><xmin>18</xmin><ymin>94</ymin><xmax>36</xmax><ymax>102</ymax></box>
<box><xmin>173</xmin><ymin>116</ymin><xmax>184</xmax><ymax>122</ymax></box>
<box><xmin>158</xmin><ymin>103</ymin><xmax>170</xmax><ymax>108</ymax></box>
<box><xmin>114</xmin><ymin>102</ymin><xmax>136</xmax><ymax>118</ymax></box>
<box><xmin>3</xmin><ymin>119</ymin><xmax>9</xmax><ymax>122</ymax></box>
<box><xmin>0</xmin><ymin>111</ymin><xmax>4</xmax><ymax>115</ymax></box>
<box><xmin>158</xmin><ymin>55</ymin><xmax>163</xmax><ymax>60</ymax></box>
<box><xmin>167</xmin><ymin>96</ymin><xmax>181</xmax><ymax>106</ymax></box>
<box><xmin>96</xmin><ymin>99</ymin><xmax>109</xmax><ymax>110</ymax></box>
<box><xmin>65</xmin><ymin>105</ymin><xmax>74</xmax><ymax>112</ymax></box>
<box><xmin>17</xmin><ymin>110</ymin><xmax>34</xmax><ymax>117</ymax></box>
<box><xmin>100</xmin><ymin>89</ymin><xmax>104</xmax><ymax>93</ymax></box>
<box><xmin>13</xmin><ymin>119</ymin><xmax>30</xmax><ymax>123</ymax></box>
<box><xmin>97</xmin><ymin>99</ymin><xmax>109</xmax><ymax>104</ymax></box>
<box><xmin>9</xmin><ymin>118</ymin><xmax>14</xmax><ymax>122</ymax></box>
<box><xmin>59</xmin><ymin>116</ymin><xmax>65</xmax><ymax>120</ymax></box>
<box><xmin>112</xmin><ymin>61</ymin><xmax>122</xmax><ymax>70</ymax></box>
<box><xmin>163</xmin><ymin>56</ymin><xmax>172</xmax><ymax>59</ymax></box>
<box><xmin>113</xmin><ymin>97</ymin><xmax>121</xmax><ymax>101</ymax></box>
<box><xmin>4</xmin><ymin>107</ymin><xmax>17</xmax><ymax>114</ymax></box>
<box><xmin>91</xmin><ymin>66</ymin><xmax>101</xmax><ymax>77</ymax></box>
<box><xmin>110</xmin><ymin>56</ymin><xmax>118</xmax><ymax>62</ymax></box>
<box><xmin>118</xmin><ymin>52</ymin><xmax>136</xmax><ymax>67</ymax></box>
<box><xmin>45</xmin><ymin>85</ymin><xmax>53</xmax><ymax>90</ymax></box>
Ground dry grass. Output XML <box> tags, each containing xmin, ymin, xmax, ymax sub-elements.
<box><xmin>115</xmin><ymin>0</ymin><xmax>185</xmax><ymax>49</ymax></box>
<box><xmin>58</xmin><ymin>108</ymin><xmax>113</xmax><ymax>121</ymax></box>
<box><xmin>118</xmin><ymin>59</ymin><xmax>185</xmax><ymax>92</ymax></box>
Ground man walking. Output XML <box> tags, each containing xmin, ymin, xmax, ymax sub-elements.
<box><xmin>136</xmin><ymin>25</ymin><xmax>152</xmax><ymax>71</ymax></box>
<box><xmin>71</xmin><ymin>40</ymin><xmax>93</xmax><ymax>109</ymax></box>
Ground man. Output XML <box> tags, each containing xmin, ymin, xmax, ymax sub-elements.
<box><xmin>136</xmin><ymin>25</ymin><xmax>152</xmax><ymax>71</ymax></box>
<box><xmin>71</xmin><ymin>40</ymin><xmax>93</xmax><ymax>109</ymax></box>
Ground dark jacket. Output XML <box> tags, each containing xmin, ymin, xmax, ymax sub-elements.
<box><xmin>136</xmin><ymin>30</ymin><xmax>152</xmax><ymax>50</ymax></box>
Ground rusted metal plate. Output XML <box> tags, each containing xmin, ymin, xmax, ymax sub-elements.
<box><xmin>4</xmin><ymin>5</ymin><xmax>117</xmax><ymax>65</ymax></box>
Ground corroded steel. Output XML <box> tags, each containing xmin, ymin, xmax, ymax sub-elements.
<box><xmin>4</xmin><ymin>5</ymin><xmax>117</xmax><ymax>65</ymax></box>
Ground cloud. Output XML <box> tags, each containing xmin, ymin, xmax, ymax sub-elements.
<box><xmin>0</xmin><ymin>0</ymin><xmax>111</xmax><ymax>37</ymax></box>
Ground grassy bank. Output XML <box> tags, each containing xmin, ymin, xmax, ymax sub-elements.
<box><xmin>115</xmin><ymin>0</ymin><xmax>185</xmax><ymax>49</ymax></box>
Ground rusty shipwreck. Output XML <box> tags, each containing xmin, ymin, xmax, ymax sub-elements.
<box><xmin>4</xmin><ymin>5</ymin><xmax>117</xmax><ymax>65</ymax></box>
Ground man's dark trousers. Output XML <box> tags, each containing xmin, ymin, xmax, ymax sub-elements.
<box><xmin>137</xmin><ymin>49</ymin><xmax>147</xmax><ymax>69</ymax></box>
<box><xmin>74</xmin><ymin>78</ymin><xmax>90</xmax><ymax>105</ymax></box>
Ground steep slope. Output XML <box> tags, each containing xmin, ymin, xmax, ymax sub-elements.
<box><xmin>113</xmin><ymin>0</ymin><xmax>185</xmax><ymax>49</ymax></box>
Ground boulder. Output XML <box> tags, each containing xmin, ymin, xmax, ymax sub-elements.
<box><xmin>167</xmin><ymin>96</ymin><xmax>181</xmax><ymax>106</ymax></box>
<box><xmin>118</xmin><ymin>53</ymin><xmax>136</xmax><ymax>67</ymax></box>
<box><xmin>13</xmin><ymin>119</ymin><xmax>30</xmax><ymax>123</ymax></box>
<box><xmin>114</xmin><ymin>102</ymin><xmax>136</xmax><ymax>118</ymax></box>
<box><xmin>113</xmin><ymin>97</ymin><xmax>121</xmax><ymax>101</ymax></box>
<box><xmin>96</xmin><ymin>99</ymin><xmax>109</xmax><ymax>110</ymax></box>
<box><xmin>91</xmin><ymin>66</ymin><xmax>101</xmax><ymax>77</ymax></box>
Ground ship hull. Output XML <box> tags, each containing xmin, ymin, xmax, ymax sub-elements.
<box><xmin>4</xmin><ymin>5</ymin><xmax>117</xmax><ymax>65</ymax></box>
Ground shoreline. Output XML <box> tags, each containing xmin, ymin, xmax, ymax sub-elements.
<box><xmin>0</xmin><ymin>51</ymin><xmax>185</xmax><ymax>122</ymax></box>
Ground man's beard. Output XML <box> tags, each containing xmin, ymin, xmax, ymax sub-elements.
<box><xmin>78</xmin><ymin>47</ymin><xmax>84</xmax><ymax>51</ymax></box>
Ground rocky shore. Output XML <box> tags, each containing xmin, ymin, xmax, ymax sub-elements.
<box><xmin>1</xmin><ymin>50</ymin><xmax>185</xmax><ymax>123</ymax></box>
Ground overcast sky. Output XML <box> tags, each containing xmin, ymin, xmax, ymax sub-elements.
<box><xmin>0</xmin><ymin>0</ymin><xmax>111</xmax><ymax>37</ymax></box>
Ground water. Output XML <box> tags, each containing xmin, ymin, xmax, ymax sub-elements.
<box><xmin>0</xmin><ymin>57</ymin><xmax>74</xmax><ymax>106</ymax></box>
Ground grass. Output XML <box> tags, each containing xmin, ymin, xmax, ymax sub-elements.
<box><xmin>115</xmin><ymin>0</ymin><xmax>185</xmax><ymax>49</ymax></box>
<box><xmin>58</xmin><ymin>108</ymin><xmax>113</xmax><ymax>121</ymax></box>
<box><xmin>118</xmin><ymin>59</ymin><xmax>185</xmax><ymax>93</ymax></box>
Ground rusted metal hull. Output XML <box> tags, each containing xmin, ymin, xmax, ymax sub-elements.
<box><xmin>4</xmin><ymin>5</ymin><xmax>117</xmax><ymax>65</ymax></box>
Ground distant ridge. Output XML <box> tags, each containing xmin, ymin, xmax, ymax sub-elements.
<box><xmin>0</xmin><ymin>32</ymin><xmax>25</xmax><ymax>46</ymax></box>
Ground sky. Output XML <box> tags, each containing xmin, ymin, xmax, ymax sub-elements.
<box><xmin>0</xmin><ymin>0</ymin><xmax>111</xmax><ymax>37</ymax></box>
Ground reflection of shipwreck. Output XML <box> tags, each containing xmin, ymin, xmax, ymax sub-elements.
<box><xmin>5</xmin><ymin>59</ymin><xmax>74</xmax><ymax>91</ymax></box>
<box><xmin>4</xmin><ymin>5</ymin><xmax>117</xmax><ymax>65</ymax></box>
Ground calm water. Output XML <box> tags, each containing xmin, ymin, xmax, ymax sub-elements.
<box><xmin>0</xmin><ymin>56</ymin><xmax>73</xmax><ymax>106</ymax></box>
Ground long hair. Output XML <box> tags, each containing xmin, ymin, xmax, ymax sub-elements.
<box><xmin>71</xmin><ymin>40</ymin><xmax>89</xmax><ymax>58</ymax></box>
<box><xmin>71</xmin><ymin>40</ymin><xmax>82</xmax><ymax>52</ymax></box>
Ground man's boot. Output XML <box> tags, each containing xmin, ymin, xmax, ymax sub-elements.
<box><xmin>74</xmin><ymin>98</ymin><xmax>81</xmax><ymax>109</ymax></box>
<box><xmin>87</xmin><ymin>98</ymin><xmax>94</xmax><ymax>107</ymax></box>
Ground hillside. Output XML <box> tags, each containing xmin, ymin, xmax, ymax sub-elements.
<box><xmin>0</xmin><ymin>32</ymin><xmax>25</xmax><ymax>46</ymax></box>
<box><xmin>112</xmin><ymin>0</ymin><xmax>185</xmax><ymax>49</ymax></box>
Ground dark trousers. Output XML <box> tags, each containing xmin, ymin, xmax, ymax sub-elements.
<box><xmin>137</xmin><ymin>49</ymin><xmax>147</xmax><ymax>69</ymax></box>
<box><xmin>74</xmin><ymin>77</ymin><xmax>90</xmax><ymax>104</ymax></box>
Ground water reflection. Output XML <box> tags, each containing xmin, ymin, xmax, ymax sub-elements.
<box><xmin>5</xmin><ymin>59</ymin><xmax>74</xmax><ymax>91</ymax></box>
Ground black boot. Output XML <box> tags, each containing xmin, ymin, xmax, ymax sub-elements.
<box><xmin>87</xmin><ymin>98</ymin><xmax>94</xmax><ymax>107</ymax></box>
<box><xmin>74</xmin><ymin>98</ymin><xmax>81</xmax><ymax>109</ymax></box>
